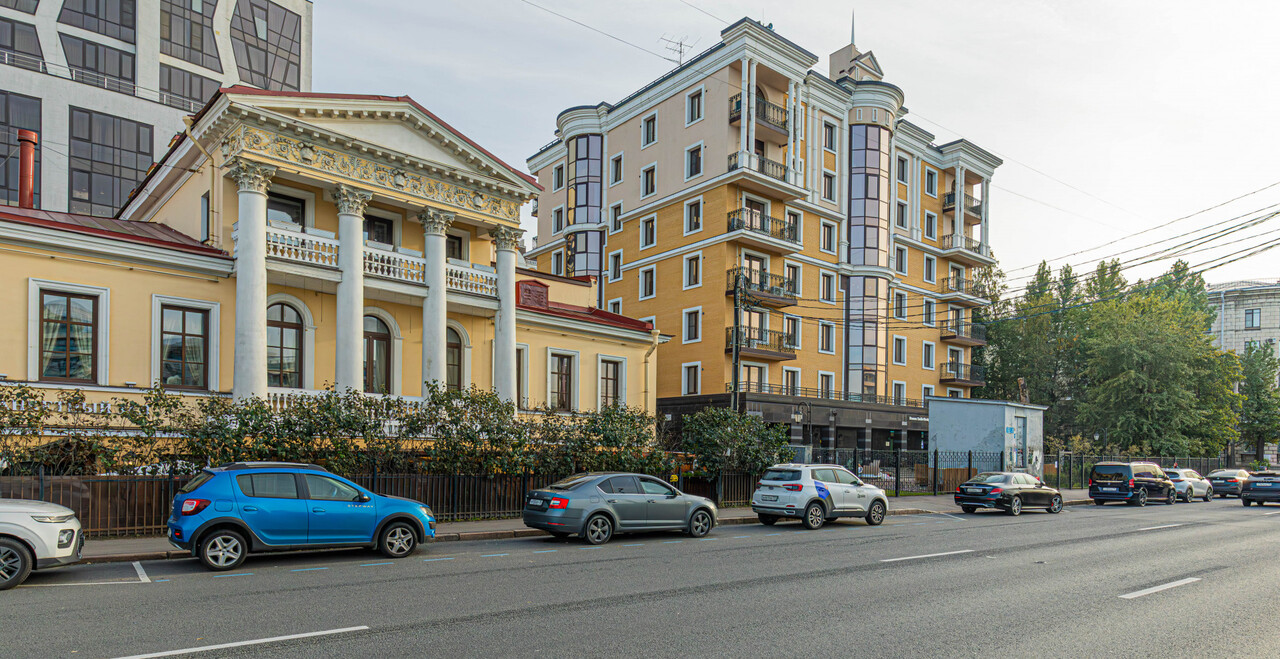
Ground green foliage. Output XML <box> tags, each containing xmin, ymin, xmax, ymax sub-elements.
<box><xmin>1239</xmin><ymin>343</ymin><xmax>1280</xmax><ymax>461</ymax></box>
<box><xmin>679</xmin><ymin>407</ymin><xmax>793</xmax><ymax>475</ymax></box>
<box><xmin>1250</xmin><ymin>459</ymin><xmax>1271</xmax><ymax>472</ymax></box>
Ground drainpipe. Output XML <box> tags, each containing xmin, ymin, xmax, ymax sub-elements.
<box><xmin>183</xmin><ymin>116</ymin><xmax>218</xmax><ymax>242</ymax></box>
<box><xmin>17</xmin><ymin>129</ymin><xmax>37</xmax><ymax>209</ymax></box>
<box><xmin>643</xmin><ymin>328</ymin><xmax>660</xmax><ymax>413</ymax></box>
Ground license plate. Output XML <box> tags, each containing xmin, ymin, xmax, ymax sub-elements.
<box><xmin>1256</xmin><ymin>483</ymin><xmax>1272</xmax><ymax>488</ymax></box>
<box><xmin>1101</xmin><ymin>487</ymin><xmax>1117</xmax><ymax>492</ymax></box>
<box><xmin>965</xmin><ymin>488</ymin><xmax>983</xmax><ymax>494</ymax></box>
<box><xmin>762</xmin><ymin>495</ymin><xmax>778</xmax><ymax>501</ymax></box>
<box><xmin>528</xmin><ymin>498</ymin><xmax>544</xmax><ymax>506</ymax></box>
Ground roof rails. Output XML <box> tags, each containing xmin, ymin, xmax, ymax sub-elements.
<box><xmin>216</xmin><ymin>462</ymin><xmax>329</xmax><ymax>472</ymax></box>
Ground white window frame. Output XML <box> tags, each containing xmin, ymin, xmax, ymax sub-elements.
<box><xmin>609</xmin><ymin>152</ymin><xmax>624</xmax><ymax>187</ymax></box>
<box><xmin>894</xmin><ymin>246</ymin><xmax>908</xmax><ymax>275</ymax></box>
<box><xmin>551</xmin><ymin>251</ymin><xmax>564</xmax><ymax>276</ymax></box>
<box><xmin>608</xmin><ymin>202</ymin><xmax>624</xmax><ymax>234</ymax></box>
<box><xmin>546</xmin><ymin>348</ymin><xmax>580</xmax><ymax>412</ymax></box>
<box><xmin>683</xmin><ymin>251</ymin><xmax>703</xmax><ymax>290</ymax></box>
<box><xmin>923</xmin><ymin>298</ymin><xmax>936</xmax><ymax>327</ymax></box>
<box><xmin>892</xmin><ymin>335</ymin><xmax>907</xmax><ymax>366</ymax></box>
<box><xmin>640</xmin><ymin>163</ymin><xmax>657</xmax><ymax>198</ymax></box>
<box><xmin>515</xmin><ymin>343</ymin><xmax>530</xmax><ymax>409</ymax></box>
<box><xmin>895</xmin><ymin>200</ymin><xmax>908</xmax><ymax>228</ymax></box>
<box><xmin>151</xmin><ymin>294</ymin><xmax>221</xmax><ymax>392</ymax></box>
<box><xmin>638</xmin><ymin>265</ymin><xmax>657</xmax><ymax>300</ymax></box>
<box><xmin>818</xmin><ymin>322</ymin><xmax>836</xmax><ymax>355</ymax></box>
<box><xmin>822</xmin><ymin>170</ymin><xmax>836</xmax><ymax>201</ymax></box>
<box><xmin>897</xmin><ymin>155</ymin><xmax>909</xmax><ymax>184</ymax></box>
<box><xmin>922</xmin><ymin>340</ymin><xmax>936</xmax><ymax>371</ymax></box>
<box><xmin>922</xmin><ymin>384</ymin><xmax>935</xmax><ymax>400</ymax></box>
<box><xmin>923</xmin><ymin>255</ymin><xmax>937</xmax><ymax>284</ymax></box>
<box><xmin>783</xmin><ymin>314</ymin><xmax>801</xmax><ymax>350</ymax></box>
<box><xmin>820</xmin><ymin>270</ymin><xmax>837</xmax><ymax>304</ymax></box>
<box><xmin>947</xmin><ymin>388</ymin><xmax>965</xmax><ymax>398</ymax></box>
<box><xmin>782</xmin><ymin>366</ymin><xmax>802</xmax><ymax>394</ymax></box>
<box><xmin>685</xmin><ymin>85</ymin><xmax>705</xmax><ymax>126</ymax></box>
<box><xmin>924</xmin><ymin>211</ymin><xmax>938</xmax><ymax>240</ymax></box>
<box><xmin>684</xmin><ymin>141</ymin><xmax>704</xmax><ymax>181</ymax></box>
<box><xmin>596</xmin><ymin>354</ymin><xmax>627</xmax><ymax>409</ymax></box>
<box><xmin>607</xmin><ymin>297</ymin><xmax>622</xmax><ymax>315</ymax></box>
<box><xmin>552</xmin><ymin>205</ymin><xmax>565</xmax><ymax>234</ymax></box>
<box><xmin>607</xmin><ymin>249</ymin><xmax>624</xmax><ymax>282</ymax></box>
<box><xmin>681</xmin><ymin>306</ymin><xmax>702</xmax><ymax>344</ymax></box>
<box><xmin>894</xmin><ymin>292</ymin><xmax>908</xmax><ymax>319</ymax></box>
<box><xmin>818</xmin><ymin>371</ymin><xmax>836</xmax><ymax>398</ymax></box>
<box><xmin>29</xmin><ymin>278</ymin><xmax>111</xmax><ymax>385</ymax></box>
<box><xmin>552</xmin><ymin>163</ymin><xmax>565</xmax><ymax>191</ymax></box>
<box><xmin>683</xmin><ymin>196</ymin><xmax>703</xmax><ymax>236</ymax></box>
<box><xmin>785</xmin><ymin>207</ymin><xmax>804</xmax><ymax>243</ymax></box>
<box><xmin>641</xmin><ymin>112</ymin><xmax>658</xmax><ymax>148</ymax></box>
<box><xmin>681</xmin><ymin>361</ymin><xmax>702</xmax><ymax>395</ymax></box>
<box><xmin>892</xmin><ymin>380</ymin><xmax>908</xmax><ymax>403</ymax></box>
<box><xmin>820</xmin><ymin>221</ymin><xmax>838</xmax><ymax>255</ymax></box>
<box><xmin>639</xmin><ymin>214</ymin><xmax>657</xmax><ymax>250</ymax></box>
<box><xmin>268</xmin><ymin>183</ymin><xmax>317</xmax><ymax>231</ymax></box>
<box><xmin>822</xmin><ymin>120</ymin><xmax>837</xmax><ymax>153</ymax></box>
<box><xmin>924</xmin><ymin>166</ymin><xmax>938</xmax><ymax>197</ymax></box>
<box><xmin>783</xmin><ymin>261</ymin><xmax>802</xmax><ymax>297</ymax></box>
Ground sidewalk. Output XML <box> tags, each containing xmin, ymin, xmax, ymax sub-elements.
<box><xmin>81</xmin><ymin>489</ymin><xmax>1093</xmax><ymax>564</ymax></box>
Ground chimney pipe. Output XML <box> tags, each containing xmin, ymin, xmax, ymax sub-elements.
<box><xmin>17</xmin><ymin>129</ymin><xmax>37</xmax><ymax>210</ymax></box>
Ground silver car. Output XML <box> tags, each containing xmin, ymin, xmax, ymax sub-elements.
<box><xmin>1165</xmin><ymin>468</ymin><xmax>1213</xmax><ymax>502</ymax></box>
<box><xmin>522</xmin><ymin>473</ymin><xmax>717</xmax><ymax>545</ymax></box>
<box><xmin>751</xmin><ymin>463</ymin><xmax>888</xmax><ymax>529</ymax></box>
<box><xmin>1</xmin><ymin>499</ymin><xmax>83</xmax><ymax>590</ymax></box>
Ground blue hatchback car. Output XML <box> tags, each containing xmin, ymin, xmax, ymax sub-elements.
<box><xmin>168</xmin><ymin>462</ymin><xmax>436</xmax><ymax>571</ymax></box>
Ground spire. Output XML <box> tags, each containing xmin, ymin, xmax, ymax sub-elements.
<box><xmin>850</xmin><ymin>8</ymin><xmax>856</xmax><ymax>46</ymax></box>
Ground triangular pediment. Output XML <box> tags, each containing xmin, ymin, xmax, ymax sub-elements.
<box><xmin>854</xmin><ymin>51</ymin><xmax>883</xmax><ymax>78</ymax></box>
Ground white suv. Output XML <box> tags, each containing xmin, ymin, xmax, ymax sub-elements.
<box><xmin>1</xmin><ymin>499</ymin><xmax>83</xmax><ymax>590</ymax></box>
<box><xmin>751</xmin><ymin>464</ymin><xmax>888</xmax><ymax>529</ymax></box>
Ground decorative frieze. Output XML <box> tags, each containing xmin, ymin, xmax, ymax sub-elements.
<box><xmin>333</xmin><ymin>184</ymin><xmax>372</xmax><ymax>216</ymax></box>
<box><xmin>226</xmin><ymin>157</ymin><xmax>277</xmax><ymax>194</ymax></box>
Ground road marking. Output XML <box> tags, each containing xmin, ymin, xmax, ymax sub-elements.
<box><xmin>110</xmin><ymin>625</ymin><xmax>370</xmax><ymax>659</ymax></box>
<box><xmin>361</xmin><ymin>562</ymin><xmax>395</xmax><ymax>566</ymax></box>
<box><xmin>532</xmin><ymin>550</ymin><xmax>557</xmax><ymax>554</ymax></box>
<box><xmin>21</xmin><ymin>580</ymin><xmax>145</xmax><ymax>588</ymax></box>
<box><xmin>290</xmin><ymin>567</ymin><xmax>328</xmax><ymax>572</ymax></box>
<box><xmin>662</xmin><ymin>540</ymin><xmax>682</xmax><ymax>544</ymax></box>
<box><xmin>211</xmin><ymin>573</ymin><xmax>252</xmax><ymax>578</ymax></box>
<box><xmin>880</xmin><ymin>549</ymin><xmax>974</xmax><ymax>563</ymax></box>
<box><xmin>764</xmin><ymin>533</ymin><xmax>781</xmax><ymax>536</ymax></box>
<box><xmin>579</xmin><ymin>546</ymin><xmax>602</xmax><ymax>550</ymax></box>
<box><xmin>696</xmin><ymin>538</ymin><xmax>715</xmax><ymax>541</ymax></box>
<box><xmin>1137</xmin><ymin>524</ymin><xmax>1183</xmax><ymax>531</ymax></box>
<box><xmin>732</xmin><ymin>536</ymin><xmax>749</xmax><ymax>539</ymax></box>
<box><xmin>479</xmin><ymin>554</ymin><xmax>508</xmax><ymax>558</ymax></box>
<box><xmin>1263</xmin><ymin>511</ymin><xmax>1280</xmax><ymax>516</ymax></box>
<box><xmin>1119</xmin><ymin>577</ymin><xmax>1201</xmax><ymax>600</ymax></box>
<box><xmin>935</xmin><ymin>512</ymin><xmax>966</xmax><ymax>521</ymax></box>
<box><xmin>621</xmin><ymin>543</ymin><xmax>643</xmax><ymax>547</ymax></box>
<box><xmin>422</xmin><ymin>557</ymin><xmax>455</xmax><ymax>562</ymax></box>
<box><xmin>132</xmin><ymin>561</ymin><xmax>151</xmax><ymax>583</ymax></box>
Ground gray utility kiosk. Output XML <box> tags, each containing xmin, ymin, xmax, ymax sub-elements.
<box><xmin>928</xmin><ymin>397</ymin><xmax>1047</xmax><ymax>478</ymax></box>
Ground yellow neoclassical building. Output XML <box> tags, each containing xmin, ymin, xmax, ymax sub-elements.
<box><xmin>0</xmin><ymin>87</ymin><xmax>663</xmax><ymax>415</ymax></box>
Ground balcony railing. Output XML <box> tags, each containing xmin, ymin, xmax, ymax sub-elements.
<box><xmin>727</xmin><ymin>151</ymin><xmax>789</xmax><ymax>184</ymax></box>
<box><xmin>942</xmin><ymin>320</ymin><xmax>987</xmax><ymax>343</ymax></box>
<box><xmin>943</xmin><ymin>233</ymin><xmax>991</xmax><ymax>257</ymax></box>
<box><xmin>726</xmin><ymin>327</ymin><xmax>797</xmax><ymax>355</ymax></box>
<box><xmin>727</xmin><ymin>207</ymin><xmax>800</xmax><ymax>244</ymax></box>
<box><xmin>943</xmin><ymin>192</ymin><xmax>984</xmax><ymax>216</ymax></box>
<box><xmin>942</xmin><ymin>361</ymin><xmax>986</xmax><ymax>384</ymax></box>
<box><xmin>1</xmin><ymin>48</ymin><xmax>203</xmax><ymax>112</ymax></box>
<box><xmin>727</xmin><ymin>267</ymin><xmax>797</xmax><ymax>298</ymax></box>
<box><xmin>365</xmin><ymin>245</ymin><xmax>427</xmax><ymax>285</ymax></box>
<box><xmin>447</xmin><ymin>263</ymin><xmax>499</xmax><ymax>297</ymax></box>
<box><xmin>266</xmin><ymin>224</ymin><xmax>340</xmax><ymax>267</ymax></box>
<box><xmin>727</xmin><ymin>382</ymin><xmax>927</xmax><ymax>409</ymax></box>
<box><xmin>728</xmin><ymin>93</ymin><xmax>788</xmax><ymax>133</ymax></box>
<box><xmin>944</xmin><ymin>275</ymin><xmax>974</xmax><ymax>295</ymax></box>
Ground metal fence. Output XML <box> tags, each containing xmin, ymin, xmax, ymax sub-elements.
<box><xmin>1045</xmin><ymin>455</ymin><xmax>1227</xmax><ymax>491</ymax></box>
<box><xmin>0</xmin><ymin>473</ymin><xmax>192</xmax><ymax>538</ymax></box>
<box><xmin>808</xmin><ymin>448</ymin><xmax>1004</xmax><ymax>496</ymax></box>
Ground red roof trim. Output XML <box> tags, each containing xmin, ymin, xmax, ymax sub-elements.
<box><xmin>0</xmin><ymin>208</ymin><xmax>229</xmax><ymax>258</ymax></box>
<box><xmin>518</xmin><ymin>299</ymin><xmax>654</xmax><ymax>332</ymax></box>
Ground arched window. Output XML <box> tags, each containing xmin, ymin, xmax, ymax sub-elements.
<box><xmin>446</xmin><ymin>327</ymin><xmax>462</xmax><ymax>391</ymax></box>
<box><xmin>267</xmin><ymin>303</ymin><xmax>303</xmax><ymax>388</ymax></box>
<box><xmin>363</xmin><ymin>315</ymin><xmax>391</xmax><ymax>394</ymax></box>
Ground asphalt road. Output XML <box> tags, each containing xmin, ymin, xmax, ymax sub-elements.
<box><xmin>7</xmin><ymin>497</ymin><xmax>1279</xmax><ymax>658</ymax></box>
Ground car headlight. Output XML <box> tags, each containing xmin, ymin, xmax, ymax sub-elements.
<box><xmin>419</xmin><ymin>506</ymin><xmax>434</xmax><ymax>520</ymax></box>
<box><xmin>57</xmin><ymin>529</ymin><xmax>75</xmax><ymax>548</ymax></box>
<box><xmin>31</xmin><ymin>513</ymin><xmax>75</xmax><ymax>523</ymax></box>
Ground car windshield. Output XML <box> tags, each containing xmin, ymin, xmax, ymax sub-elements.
<box><xmin>1090</xmin><ymin>466</ymin><xmax>1128</xmax><ymax>482</ymax></box>
<box><xmin>547</xmin><ymin>474</ymin><xmax>597</xmax><ymax>491</ymax></box>
<box><xmin>1208</xmin><ymin>470</ymin><xmax>1240</xmax><ymax>478</ymax></box>
<box><xmin>761</xmin><ymin>469</ymin><xmax>801</xmax><ymax>482</ymax></box>
<box><xmin>179</xmin><ymin>471</ymin><xmax>214</xmax><ymax>494</ymax></box>
<box><xmin>967</xmin><ymin>473</ymin><xmax>1008</xmax><ymax>484</ymax></box>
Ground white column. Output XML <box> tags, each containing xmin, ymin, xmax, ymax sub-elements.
<box><xmin>747</xmin><ymin>59</ymin><xmax>758</xmax><ymax>166</ymax></box>
<box><xmin>738</xmin><ymin>56</ymin><xmax>749</xmax><ymax>156</ymax></box>
<box><xmin>981</xmin><ymin>177</ymin><xmax>991</xmax><ymax>251</ymax></box>
<box><xmin>492</xmin><ymin>226</ymin><xmax>522</xmax><ymax>404</ymax></box>
<box><xmin>334</xmin><ymin>184</ymin><xmax>372</xmax><ymax>393</ymax></box>
<box><xmin>419</xmin><ymin>208</ymin><xmax>454</xmax><ymax>394</ymax></box>
<box><xmin>954</xmin><ymin>165</ymin><xmax>966</xmax><ymax>242</ymax></box>
<box><xmin>911</xmin><ymin>154</ymin><xmax>922</xmax><ymax>239</ymax></box>
<box><xmin>228</xmin><ymin>158</ymin><xmax>276</xmax><ymax>401</ymax></box>
<box><xmin>787</xmin><ymin>80</ymin><xmax>798</xmax><ymax>171</ymax></box>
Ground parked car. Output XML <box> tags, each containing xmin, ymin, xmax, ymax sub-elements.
<box><xmin>1207</xmin><ymin>469</ymin><xmax>1250</xmax><ymax>497</ymax></box>
<box><xmin>168</xmin><ymin>462</ymin><xmax>436</xmax><ymax>571</ymax></box>
<box><xmin>954</xmin><ymin>472</ymin><xmax>1063</xmax><ymax>515</ymax></box>
<box><xmin>523</xmin><ymin>472</ymin><xmax>717</xmax><ymax>545</ymax></box>
<box><xmin>1088</xmin><ymin>461</ymin><xmax>1177</xmax><ymax>506</ymax></box>
<box><xmin>750</xmin><ymin>464</ymin><xmax>888</xmax><ymax>529</ymax></box>
<box><xmin>0</xmin><ymin>499</ymin><xmax>83</xmax><ymax>590</ymax></box>
<box><xmin>1241</xmin><ymin>471</ymin><xmax>1280</xmax><ymax>507</ymax></box>
<box><xmin>1165</xmin><ymin>468</ymin><xmax>1213</xmax><ymax>502</ymax></box>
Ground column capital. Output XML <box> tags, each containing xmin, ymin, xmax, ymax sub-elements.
<box><xmin>226</xmin><ymin>158</ymin><xmax>276</xmax><ymax>195</ymax></box>
<box><xmin>418</xmin><ymin>207</ymin><xmax>455</xmax><ymax>236</ymax></box>
<box><xmin>491</xmin><ymin>226</ymin><xmax>523</xmax><ymax>252</ymax></box>
<box><xmin>333</xmin><ymin>184</ymin><xmax>373</xmax><ymax>216</ymax></box>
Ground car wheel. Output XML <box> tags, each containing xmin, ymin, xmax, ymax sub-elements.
<box><xmin>1166</xmin><ymin>489</ymin><xmax>1177</xmax><ymax>505</ymax></box>
<box><xmin>1243</xmin><ymin>499</ymin><xmax>1251</xmax><ymax>507</ymax></box>
<box><xmin>0</xmin><ymin>538</ymin><xmax>33</xmax><ymax>591</ymax></box>
<box><xmin>583</xmin><ymin>514</ymin><xmax>613</xmax><ymax>545</ymax></box>
<box><xmin>961</xmin><ymin>506</ymin><xmax>977</xmax><ymax>514</ymax></box>
<box><xmin>865</xmin><ymin>500</ymin><xmax>886</xmax><ymax>526</ymax></box>
<box><xmin>1008</xmin><ymin>496</ymin><xmax>1023</xmax><ymax>516</ymax></box>
<box><xmin>1133</xmin><ymin>489</ymin><xmax>1148</xmax><ymax>507</ymax></box>
<box><xmin>802</xmin><ymin>502</ymin><xmax>826</xmax><ymax>530</ymax></box>
<box><xmin>199</xmin><ymin>529</ymin><xmax>247</xmax><ymax>571</ymax></box>
<box><xmin>758</xmin><ymin>514</ymin><xmax>778</xmax><ymax>526</ymax></box>
<box><xmin>687</xmin><ymin>509</ymin><xmax>713</xmax><ymax>538</ymax></box>
<box><xmin>379</xmin><ymin>521</ymin><xmax>418</xmax><ymax>558</ymax></box>
<box><xmin>1048</xmin><ymin>495</ymin><xmax>1063</xmax><ymax>514</ymax></box>
<box><xmin>1203</xmin><ymin>489</ymin><xmax>1213</xmax><ymax>502</ymax></box>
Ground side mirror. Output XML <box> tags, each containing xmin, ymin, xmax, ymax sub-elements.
<box><xmin>356</xmin><ymin>494</ymin><xmax>371</xmax><ymax>503</ymax></box>
<box><xmin>667</xmin><ymin>492</ymin><xmax>679</xmax><ymax>498</ymax></box>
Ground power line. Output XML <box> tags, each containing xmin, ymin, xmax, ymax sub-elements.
<box><xmin>518</xmin><ymin>0</ymin><xmax>679</xmax><ymax>64</ymax></box>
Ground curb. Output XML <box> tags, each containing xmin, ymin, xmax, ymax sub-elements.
<box><xmin>82</xmin><ymin>501</ymin><xmax>1093</xmax><ymax>564</ymax></box>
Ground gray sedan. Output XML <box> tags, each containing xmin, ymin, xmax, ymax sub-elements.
<box><xmin>523</xmin><ymin>473</ymin><xmax>717</xmax><ymax>545</ymax></box>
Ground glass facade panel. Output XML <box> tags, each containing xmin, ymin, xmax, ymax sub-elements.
<box><xmin>230</xmin><ymin>0</ymin><xmax>302</xmax><ymax>90</ymax></box>
<box><xmin>68</xmin><ymin>107</ymin><xmax>152</xmax><ymax>216</ymax></box>
<box><xmin>60</xmin><ymin>34</ymin><xmax>135</xmax><ymax>92</ymax></box>
<box><xmin>564</xmin><ymin>133</ymin><xmax>603</xmax><ymax>276</ymax></box>
<box><xmin>844</xmin><ymin>123</ymin><xmax>893</xmax><ymax>397</ymax></box>
<box><xmin>0</xmin><ymin>15</ymin><xmax>42</xmax><ymax>64</ymax></box>
<box><xmin>159</xmin><ymin>64</ymin><xmax>220</xmax><ymax>110</ymax></box>
<box><xmin>160</xmin><ymin>0</ymin><xmax>221</xmax><ymax>71</ymax></box>
<box><xmin>0</xmin><ymin>1</ymin><xmax>39</xmax><ymax>14</ymax></box>
<box><xmin>0</xmin><ymin>91</ymin><xmax>40</xmax><ymax>207</ymax></box>
<box><xmin>59</xmin><ymin>0</ymin><xmax>135</xmax><ymax>43</ymax></box>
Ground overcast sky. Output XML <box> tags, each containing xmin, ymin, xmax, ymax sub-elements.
<box><xmin>314</xmin><ymin>0</ymin><xmax>1280</xmax><ymax>291</ymax></box>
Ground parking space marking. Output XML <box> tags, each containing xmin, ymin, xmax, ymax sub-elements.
<box><xmin>111</xmin><ymin>625</ymin><xmax>370</xmax><ymax>659</ymax></box>
<box><xmin>479</xmin><ymin>554</ymin><xmax>508</xmax><ymax>558</ymax></box>
<box><xmin>361</xmin><ymin>562</ymin><xmax>395</xmax><ymax>566</ymax></box>
<box><xmin>1263</xmin><ymin>511</ymin><xmax>1280</xmax><ymax>516</ymax></box>
<box><xmin>21</xmin><ymin>580</ymin><xmax>147</xmax><ymax>588</ymax></box>
<box><xmin>422</xmin><ymin>557</ymin><xmax>455</xmax><ymax>562</ymax></box>
<box><xmin>934</xmin><ymin>512</ymin><xmax>966</xmax><ymax>521</ymax></box>
<box><xmin>132</xmin><ymin>561</ymin><xmax>151</xmax><ymax>583</ymax></box>
<box><xmin>696</xmin><ymin>538</ymin><xmax>715</xmax><ymax>541</ymax></box>
<box><xmin>880</xmin><ymin>549</ymin><xmax>974</xmax><ymax>563</ymax></box>
<box><xmin>290</xmin><ymin>567</ymin><xmax>328</xmax><ymax>572</ymax></box>
<box><xmin>1119</xmin><ymin>577</ymin><xmax>1200</xmax><ymax>599</ymax></box>
<box><xmin>764</xmin><ymin>533</ymin><xmax>781</xmax><ymax>536</ymax></box>
<box><xmin>532</xmin><ymin>550</ymin><xmax>557</xmax><ymax>554</ymax></box>
<box><xmin>622</xmin><ymin>543</ymin><xmax>643</xmax><ymax>547</ymax></box>
<box><xmin>1137</xmin><ymin>524</ymin><xmax>1183</xmax><ymax>531</ymax></box>
<box><xmin>662</xmin><ymin>540</ymin><xmax>682</xmax><ymax>544</ymax></box>
<box><xmin>211</xmin><ymin>573</ymin><xmax>253</xmax><ymax>578</ymax></box>
<box><xmin>732</xmin><ymin>536</ymin><xmax>750</xmax><ymax>539</ymax></box>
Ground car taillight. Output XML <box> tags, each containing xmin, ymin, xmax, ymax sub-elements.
<box><xmin>1227</xmin><ymin>478</ymin><xmax>1239</xmax><ymax>483</ymax></box>
<box><xmin>1088</xmin><ymin>479</ymin><xmax>1093</xmax><ymax>486</ymax></box>
<box><xmin>1170</xmin><ymin>478</ymin><xmax>1182</xmax><ymax>482</ymax></box>
<box><xmin>549</xmin><ymin>498</ymin><xmax>569</xmax><ymax>509</ymax></box>
<box><xmin>989</xmin><ymin>487</ymin><xmax>1003</xmax><ymax>494</ymax></box>
<box><xmin>181</xmin><ymin>499</ymin><xmax>210</xmax><ymax>515</ymax></box>
<box><xmin>956</xmin><ymin>486</ymin><xmax>963</xmax><ymax>493</ymax></box>
<box><xmin>1128</xmin><ymin>479</ymin><xmax>1135</xmax><ymax>488</ymax></box>
<box><xmin>783</xmin><ymin>484</ymin><xmax>803</xmax><ymax>491</ymax></box>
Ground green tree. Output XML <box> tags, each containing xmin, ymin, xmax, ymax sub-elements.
<box><xmin>679</xmin><ymin>407</ymin><xmax>792</xmax><ymax>475</ymax></box>
<box><xmin>1239</xmin><ymin>343</ymin><xmax>1280</xmax><ymax>462</ymax></box>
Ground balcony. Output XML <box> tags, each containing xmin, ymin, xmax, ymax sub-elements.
<box><xmin>726</xmin><ymin>207</ymin><xmax>800</xmax><ymax>252</ymax></box>
<box><xmin>943</xmin><ymin>192</ymin><xmax>984</xmax><ymax>218</ymax></box>
<box><xmin>941</xmin><ymin>361</ymin><xmax>986</xmax><ymax>386</ymax></box>
<box><xmin>728</xmin><ymin>151</ymin><xmax>788</xmax><ymax>182</ymax></box>
<box><xmin>941</xmin><ymin>233</ymin><xmax>994</xmax><ymax>266</ymax></box>
<box><xmin>726</xmin><ymin>267</ymin><xmax>797</xmax><ymax>307</ymax></box>
<box><xmin>1</xmin><ymin>48</ymin><xmax>202</xmax><ymax>112</ymax></box>
<box><xmin>727</xmin><ymin>382</ymin><xmax>927</xmax><ymax>409</ymax></box>
<box><xmin>941</xmin><ymin>320</ymin><xmax>987</xmax><ymax>347</ymax></box>
<box><xmin>728</xmin><ymin>93</ymin><xmax>788</xmax><ymax>136</ymax></box>
<box><xmin>941</xmin><ymin>275</ymin><xmax>988</xmax><ymax>306</ymax></box>
<box><xmin>725</xmin><ymin>327</ymin><xmax>796</xmax><ymax>361</ymax></box>
<box><xmin>726</xmin><ymin>151</ymin><xmax>804</xmax><ymax>200</ymax></box>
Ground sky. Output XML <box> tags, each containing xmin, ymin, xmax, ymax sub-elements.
<box><xmin>313</xmin><ymin>0</ymin><xmax>1280</xmax><ymax>292</ymax></box>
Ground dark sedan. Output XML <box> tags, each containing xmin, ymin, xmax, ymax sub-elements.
<box><xmin>955</xmin><ymin>472</ymin><xmax>1064</xmax><ymax>516</ymax></box>
<box><xmin>523</xmin><ymin>472</ymin><xmax>718</xmax><ymax>545</ymax></box>
<box><xmin>1242</xmin><ymin>471</ymin><xmax>1280</xmax><ymax>507</ymax></box>
<box><xmin>1207</xmin><ymin>469</ymin><xmax>1251</xmax><ymax>497</ymax></box>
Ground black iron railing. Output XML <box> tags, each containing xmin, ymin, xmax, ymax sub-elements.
<box><xmin>727</xmin><ymin>152</ymin><xmax>788</xmax><ymax>183</ymax></box>
<box><xmin>942</xmin><ymin>361</ymin><xmax>986</xmax><ymax>383</ymax></box>
<box><xmin>944</xmin><ymin>275</ymin><xmax>972</xmax><ymax>295</ymax></box>
<box><xmin>725</xmin><ymin>327</ymin><xmax>796</xmax><ymax>354</ymax></box>
<box><xmin>943</xmin><ymin>191</ymin><xmax>983</xmax><ymax>216</ymax></box>
<box><xmin>727</xmin><ymin>381</ymin><xmax>927</xmax><ymax>408</ymax></box>
<box><xmin>727</xmin><ymin>267</ymin><xmax>797</xmax><ymax>298</ymax></box>
<box><xmin>728</xmin><ymin>93</ymin><xmax>788</xmax><ymax>132</ymax></box>
<box><xmin>727</xmin><ymin>207</ymin><xmax>799</xmax><ymax>243</ymax></box>
<box><xmin>942</xmin><ymin>320</ymin><xmax>987</xmax><ymax>342</ymax></box>
<box><xmin>943</xmin><ymin>233</ymin><xmax>990</xmax><ymax>257</ymax></box>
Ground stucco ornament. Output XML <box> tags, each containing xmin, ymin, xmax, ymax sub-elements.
<box><xmin>491</xmin><ymin>226</ymin><xmax>524</xmax><ymax>252</ymax></box>
<box><xmin>333</xmin><ymin>184</ymin><xmax>373</xmax><ymax>216</ymax></box>
<box><xmin>418</xmin><ymin>208</ymin><xmax>455</xmax><ymax>236</ymax></box>
<box><xmin>226</xmin><ymin>158</ymin><xmax>277</xmax><ymax>194</ymax></box>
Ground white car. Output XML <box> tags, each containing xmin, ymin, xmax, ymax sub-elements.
<box><xmin>0</xmin><ymin>499</ymin><xmax>83</xmax><ymax>590</ymax></box>
<box><xmin>751</xmin><ymin>463</ymin><xmax>889</xmax><ymax>529</ymax></box>
<box><xmin>1165</xmin><ymin>468</ymin><xmax>1214</xmax><ymax>502</ymax></box>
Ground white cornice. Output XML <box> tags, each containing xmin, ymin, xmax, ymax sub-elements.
<box><xmin>0</xmin><ymin>221</ymin><xmax>233</xmax><ymax>277</ymax></box>
<box><xmin>517</xmin><ymin>309</ymin><xmax>655</xmax><ymax>344</ymax></box>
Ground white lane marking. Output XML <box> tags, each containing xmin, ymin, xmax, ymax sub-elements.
<box><xmin>1263</xmin><ymin>511</ymin><xmax>1280</xmax><ymax>516</ymax></box>
<box><xmin>422</xmin><ymin>557</ymin><xmax>455</xmax><ymax>562</ymax></box>
<box><xmin>935</xmin><ymin>512</ymin><xmax>966</xmax><ymax>521</ymax></box>
<box><xmin>1137</xmin><ymin>524</ymin><xmax>1183</xmax><ymax>531</ymax></box>
<box><xmin>621</xmin><ymin>543</ymin><xmax>643</xmax><ymax>547</ymax></box>
<box><xmin>21</xmin><ymin>580</ymin><xmax>144</xmax><ymax>588</ymax></box>
<box><xmin>532</xmin><ymin>550</ymin><xmax>557</xmax><ymax>554</ymax></box>
<box><xmin>1119</xmin><ymin>577</ymin><xmax>1201</xmax><ymax>600</ymax></box>
<box><xmin>880</xmin><ymin>549</ymin><xmax>974</xmax><ymax>563</ymax></box>
<box><xmin>479</xmin><ymin>554</ymin><xmax>508</xmax><ymax>558</ymax></box>
<box><xmin>132</xmin><ymin>561</ymin><xmax>151</xmax><ymax>583</ymax></box>
<box><xmin>111</xmin><ymin>625</ymin><xmax>370</xmax><ymax>659</ymax></box>
<box><xmin>290</xmin><ymin>567</ymin><xmax>328</xmax><ymax>572</ymax></box>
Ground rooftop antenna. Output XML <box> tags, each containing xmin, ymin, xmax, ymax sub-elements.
<box><xmin>659</xmin><ymin>34</ymin><xmax>698</xmax><ymax>65</ymax></box>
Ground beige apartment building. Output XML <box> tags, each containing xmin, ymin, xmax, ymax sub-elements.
<box><xmin>525</xmin><ymin>18</ymin><xmax>1000</xmax><ymax>451</ymax></box>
